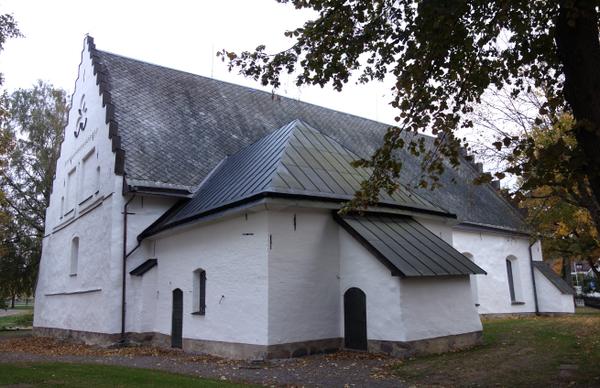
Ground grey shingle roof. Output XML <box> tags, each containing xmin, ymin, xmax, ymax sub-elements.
<box><xmin>533</xmin><ymin>261</ymin><xmax>575</xmax><ymax>295</ymax></box>
<box><xmin>156</xmin><ymin>120</ymin><xmax>446</xmax><ymax>231</ymax></box>
<box><xmin>335</xmin><ymin>213</ymin><xmax>486</xmax><ymax>277</ymax></box>
<box><xmin>93</xmin><ymin>45</ymin><xmax>527</xmax><ymax>231</ymax></box>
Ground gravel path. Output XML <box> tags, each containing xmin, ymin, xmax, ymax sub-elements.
<box><xmin>0</xmin><ymin>334</ymin><xmax>406</xmax><ymax>387</ymax></box>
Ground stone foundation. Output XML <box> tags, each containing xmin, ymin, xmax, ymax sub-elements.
<box><xmin>34</xmin><ymin>326</ymin><xmax>481</xmax><ymax>360</ymax></box>
<box><xmin>481</xmin><ymin>312</ymin><xmax>573</xmax><ymax>321</ymax></box>
<box><xmin>33</xmin><ymin>326</ymin><xmax>121</xmax><ymax>346</ymax></box>
<box><xmin>368</xmin><ymin>330</ymin><xmax>483</xmax><ymax>358</ymax></box>
<box><xmin>480</xmin><ymin>312</ymin><xmax>537</xmax><ymax>320</ymax></box>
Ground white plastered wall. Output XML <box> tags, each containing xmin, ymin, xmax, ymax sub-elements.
<box><xmin>124</xmin><ymin>195</ymin><xmax>179</xmax><ymax>334</ymax></box>
<box><xmin>35</xmin><ymin>38</ymin><xmax>126</xmax><ymax>334</ymax></box>
<box><xmin>339</xmin><ymin>223</ymin><xmax>482</xmax><ymax>343</ymax></box>
<box><xmin>452</xmin><ymin>229</ymin><xmax>535</xmax><ymax>315</ymax></box>
<box><xmin>453</xmin><ymin>229</ymin><xmax>573</xmax><ymax>314</ymax></box>
<box><xmin>267</xmin><ymin>209</ymin><xmax>341</xmax><ymax>344</ymax></box>
<box><xmin>144</xmin><ymin>211</ymin><xmax>270</xmax><ymax>345</ymax></box>
<box><xmin>534</xmin><ymin>268</ymin><xmax>575</xmax><ymax>313</ymax></box>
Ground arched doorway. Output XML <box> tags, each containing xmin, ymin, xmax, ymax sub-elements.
<box><xmin>344</xmin><ymin>287</ymin><xmax>367</xmax><ymax>350</ymax></box>
<box><xmin>171</xmin><ymin>288</ymin><xmax>183</xmax><ymax>348</ymax></box>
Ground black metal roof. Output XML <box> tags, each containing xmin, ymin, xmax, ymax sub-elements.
<box><xmin>129</xmin><ymin>259</ymin><xmax>157</xmax><ymax>276</ymax></box>
<box><xmin>532</xmin><ymin>261</ymin><xmax>575</xmax><ymax>295</ymax></box>
<box><xmin>91</xmin><ymin>42</ymin><xmax>527</xmax><ymax>232</ymax></box>
<box><xmin>335</xmin><ymin>213</ymin><xmax>486</xmax><ymax>277</ymax></box>
<box><xmin>152</xmin><ymin>120</ymin><xmax>446</xmax><ymax>232</ymax></box>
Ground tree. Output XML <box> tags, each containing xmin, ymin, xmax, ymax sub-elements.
<box><xmin>517</xmin><ymin>116</ymin><xmax>600</xmax><ymax>282</ymax></box>
<box><xmin>219</xmin><ymin>0</ymin><xmax>600</xmax><ymax>232</ymax></box>
<box><xmin>0</xmin><ymin>82</ymin><xmax>67</xmax><ymax>303</ymax></box>
<box><xmin>0</xmin><ymin>13</ymin><xmax>21</xmax><ymax>90</ymax></box>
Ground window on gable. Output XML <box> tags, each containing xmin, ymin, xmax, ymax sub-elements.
<box><xmin>80</xmin><ymin>148</ymin><xmax>96</xmax><ymax>203</ymax></box>
<box><xmin>65</xmin><ymin>167</ymin><xmax>77</xmax><ymax>213</ymax></box>
<box><xmin>192</xmin><ymin>269</ymin><xmax>206</xmax><ymax>315</ymax></box>
<box><xmin>70</xmin><ymin>237</ymin><xmax>79</xmax><ymax>276</ymax></box>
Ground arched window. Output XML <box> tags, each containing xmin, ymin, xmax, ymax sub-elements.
<box><xmin>506</xmin><ymin>255</ymin><xmax>523</xmax><ymax>303</ymax></box>
<box><xmin>463</xmin><ymin>252</ymin><xmax>479</xmax><ymax>306</ymax></box>
<box><xmin>192</xmin><ymin>268</ymin><xmax>206</xmax><ymax>315</ymax></box>
<box><xmin>70</xmin><ymin>237</ymin><xmax>79</xmax><ymax>276</ymax></box>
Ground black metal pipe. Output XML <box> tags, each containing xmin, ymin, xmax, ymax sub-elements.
<box><xmin>528</xmin><ymin>241</ymin><xmax>540</xmax><ymax>315</ymax></box>
<box><xmin>121</xmin><ymin>194</ymin><xmax>136</xmax><ymax>341</ymax></box>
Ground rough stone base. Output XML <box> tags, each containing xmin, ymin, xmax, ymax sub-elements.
<box><xmin>481</xmin><ymin>312</ymin><xmax>573</xmax><ymax>321</ymax></box>
<box><xmin>33</xmin><ymin>326</ymin><xmax>121</xmax><ymax>346</ymax></box>
<box><xmin>368</xmin><ymin>330</ymin><xmax>483</xmax><ymax>358</ymax></box>
<box><xmin>152</xmin><ymin>332</ymin><xmax>341</xmax><ymax>360</ymax></box>
<box><xmin>34</xmin><ymin>326</ymin><xmax>481</xmax><ymax>360</ymax></box>
<box><xmin>480</xmin><ymin>312</ymin><xmax>537</xmax><ymax>320</ymax></box>
<box><xmin>33</xmin><ymin>326</ymin><xmax>341</xmax><ymax>360</ymax></box>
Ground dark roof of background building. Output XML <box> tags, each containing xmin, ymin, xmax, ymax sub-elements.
<box><xmin>335</xmin><ymin>213</ymin><xmax>486</xmax><ymax>277</ymax></box>
<box><xmin>150</xmin><ymin>120</ymin><xmax>447</xmax><ymax>233</ymax></box>
<box><xmin>92</xmin><ymin>43</ymin><xmax>527</xmax><ymax>232</ymax></box>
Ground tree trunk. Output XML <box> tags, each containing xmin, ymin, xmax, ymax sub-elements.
<box><xmin>11</xmin><ymin>294</ymin><xmax>15</xmax><ymax>309</ymax></box>
<box><xmin>555</xmin><ymin>1</ymin><xmax>600</xmax><ymax>229</ymax></box>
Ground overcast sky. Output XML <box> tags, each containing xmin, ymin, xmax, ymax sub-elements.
<box><xmin>0</xmin><ymin>0</ymin><xmax>399</xmax><ymax>124</ymax></box>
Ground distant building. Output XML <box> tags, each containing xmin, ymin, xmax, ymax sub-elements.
<box><xmin>34</xmin><ymin>37</ymin><xmax>574</xmax><ymax>360</ymax></box>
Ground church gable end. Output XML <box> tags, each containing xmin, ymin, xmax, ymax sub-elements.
<box><xmin>46</xmin><ymin>36</ymin><xmax>124</xmax><ymax>233</ymax></box>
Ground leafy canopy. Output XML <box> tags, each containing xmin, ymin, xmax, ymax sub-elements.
<box><xmin>220</xmin><ymin>0</ymin><xmax>600</xmax><ymax>226</ymax></box>
<box><xmin>0</xmin><ymin>82</ymin><xmax>67</xmax><ymax>299</ymax></box>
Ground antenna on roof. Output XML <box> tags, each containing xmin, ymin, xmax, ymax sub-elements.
<box><xmin>211</xmin><ymin>43</ymin><xmax>215</xmax><ymax>78</ymax></box>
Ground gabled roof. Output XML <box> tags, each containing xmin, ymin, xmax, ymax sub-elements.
<box><xmin>533</xmin><ymin>261</ymin><xmax>575</xmax><ymax>295</ymax></box>
<box><xmin>89</xmin><ymin>38</ymin><xmax>528</xmax><ymax>232</ymax></box>
<box><xmin>335</xmin><ymin>213</ymin><xmax>486</xmax><ymax>277</ymax></box>
<box><xmin>148</xmin><ymin>120</ymin><xmax>447</xmax><ymax>234</ymax></box>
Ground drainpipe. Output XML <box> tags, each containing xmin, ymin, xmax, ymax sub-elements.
<box><xmin>528</xmin><ymin>241</ymin><xmax>540</xmax><ymax>315</ymax></box>
<box><xmin>121</xmin><ymin>194</ymin><xmax>136</xmax><ymax>342</ymax></box>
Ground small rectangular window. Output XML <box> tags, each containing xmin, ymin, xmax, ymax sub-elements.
<box><xmin>65</xmin><ymin>167</ymin><xmax>77</xmax><ymax>213</ymax></box>
<box><xmin>70</xmin><ymin>237</ymin><xmax>79</xmax><ymax>276</ymax></box>
<box><xmin>80</xmin><ymin>148</ymin><xmax>96</xmax><ymax>202</ymax></box>
<box><xmin>193</xmin><ymin>269</ymin><xmax>206</xmax><ymax>315</ymax></box>
<box><xmin>506</xmin><ymin>259</ymin><xmax>516</xmax><ymax>302</ymax></box>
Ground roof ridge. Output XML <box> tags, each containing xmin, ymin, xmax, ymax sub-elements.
<box><xmin>94</xmin><ymin>48</ymin><xmax>438</xmax><ymax>141</ymax></box>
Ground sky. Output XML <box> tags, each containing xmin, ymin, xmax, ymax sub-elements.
<box><xmin>0</xmin><ymin>0</ymin><xmax>399</xmax><ymax>124</ymax></box>
<box><xmin>0</xmin><ymin>0</ymin><xmax>520</xmax><ymax>188</ymax></box>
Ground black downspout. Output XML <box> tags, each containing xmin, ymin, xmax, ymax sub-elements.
<box><xmin>529</xmin><ymin>241</ymin><xmax>540</xmax><ymax>315</ymax></box>
<box><xmin>121</xmin><ymin>194</ymin><xmax>136</xmax><ymax>342</ymax></box>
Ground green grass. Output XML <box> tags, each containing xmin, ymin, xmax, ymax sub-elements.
<box><xmin>0</xmin><ymin>362</ymin><xmax>248</xmax><ymax>387</ymax></box>
<box><xmin>393</xmin><ymin>311</ymin><xmax>600</xmax><ymax>386</ymax></box>
<box><xmin>0</xmin><ymin>311</ymin><xmax>33</xmax><ymax>330</ymax></box>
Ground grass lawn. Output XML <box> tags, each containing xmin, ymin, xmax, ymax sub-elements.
<box><xmin>0</xmin><ymin>310</ymin><xmax>33</xmax><ymax>330</ymax></box>
<box><xmin>0</xmin><ymin>362</ymin><xmax>248</xmax><ymax>387</ymax></box>
<box><xmin>394</xmin><ymin>308</ymin><xmax>600</xmax><ymax>386</ymax></box>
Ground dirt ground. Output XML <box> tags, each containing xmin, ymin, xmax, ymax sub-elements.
<box><xmin>0</xmin><ymin>335</ymin><xmax>403</xmax><ymax>387</ymax></box>
<box><xmin>2</xmin><ymin>312</ymin><xmax>599</xmax><ymax>387</ymax></box>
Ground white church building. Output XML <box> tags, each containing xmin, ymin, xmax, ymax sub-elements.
<box><xmin>34</xmin><ymin>37</ymin><xmax>574</xmax><ymax>360</ymax></box>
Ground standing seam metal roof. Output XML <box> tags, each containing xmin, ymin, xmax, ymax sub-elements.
<box><xmin>92</xmin><ymin>44</ymin><xmax>528</xmax><ymax>232</ymax></box>
<box><xmin>157</xmin><ymin>120</ymin><xmax>446</xmax><ymax>230</ymax></box>
<box><xmin>335</xmin><ymin>213</ymin><xmax>486</xmax><ymax>277</ymax></box>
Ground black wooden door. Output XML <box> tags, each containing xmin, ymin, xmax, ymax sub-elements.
<box><xmin>171</xmin><ymin>288</ymin><xmax>183</xmax><ymax>348</ymax></box>
<box><xmin>344</xmin><ymin>287</ymin><xmax>367</xmax><ymax>350</ymax></box>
